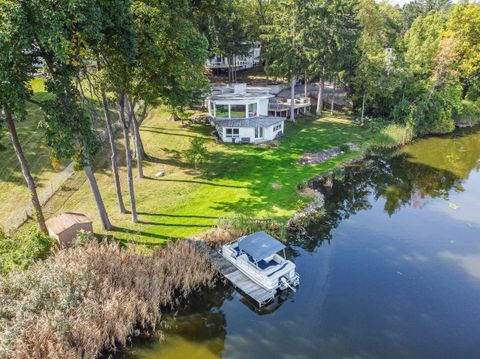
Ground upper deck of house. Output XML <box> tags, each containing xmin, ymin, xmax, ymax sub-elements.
<box><xmin>208</xmin><ymin>83</ymin><xmax>275</xmax><ymax>103</ymax></box>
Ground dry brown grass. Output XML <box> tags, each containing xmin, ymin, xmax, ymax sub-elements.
<box><xmin>201</xmin><ymin>227</ymin><xmax>241</xmax><ymax>248</ymax></box>
<box><xmin>0</xmin><ymin>240</ymin><xmax>216</xmax><ymax>359</ymax></box>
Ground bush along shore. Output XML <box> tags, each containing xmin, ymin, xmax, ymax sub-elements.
<box><xmin>0</xmin><ymin>240</ymin><xmax>216</xmax><ymax>359</ymax></box>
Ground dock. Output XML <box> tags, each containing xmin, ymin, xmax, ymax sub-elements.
<box><xmin>194</xmin><ymin>241</ymin><xmax>276</xmax><ymax>307</ymax></box>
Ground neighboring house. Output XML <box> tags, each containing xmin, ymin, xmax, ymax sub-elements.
<box><xmin>385</xmin><ymin>47</ymin><xmax>395</xmax><ymax>71</ymax></box>
<box><xmin>207</xmin><ymin>42</ymin><xmax>261</xmax><ymax>73</ymax></box>
<box><xmin>46</xmin><ymin>212</ymin><xmax>93</xmax><ymax>248</ymax></box>
<box><xmin>207</xmin><ymin>83</ymin><xmax>286</xmax><ymax>144</ymax></box>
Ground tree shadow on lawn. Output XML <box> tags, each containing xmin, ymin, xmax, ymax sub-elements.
<box><xmin>141</xmin><ymin>127</ymin><xmax>202</xmax><ymax>139</ymax></box>
<box><xmin>159</xmin><ymin>147</ymin><xmax>182</xmax><ymax>160</ymax></box>
<box><xmin>143</xmin><ymin>156</ymin><xmax>190</xmax><ymax>169</ymax></box>
<box><xmin>137</xmin><ymin>212</ymin><xmax>219</xmax><ymax>219</ymax></box>
<box><xmin>138</xmin><ymin>220</ymin><xmax>212</xmax><ymax>228</ymax></box>
<box><xmin>144</xmin><ymin>177</ymin><xmax>248</xmax><ymax>189</ymax></box>
<box><xmin>111</xmin><ymin>226</ymin><xmax>178</xmax><ymax>243</ymax></box>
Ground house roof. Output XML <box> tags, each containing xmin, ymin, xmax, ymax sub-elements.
<box><xmin>46</xmin><ymin>212</ymin><xmax>92</xmax><ymax>235</ymax></box>
<box><xmin>238</xmin><ymin>232</ymin><xmax>286</xmax><ymax>262</ymax></box>
<box><xmin>213</xmin><ymin>116</ymin><xmax>285</xmax><ymax>128</ymax></box>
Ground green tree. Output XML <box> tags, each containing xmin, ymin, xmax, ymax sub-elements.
<box><xmin>130</xmin><ymin>0</ymin><xmax>209</xmax><ymax>120</ymax></box>
<box><xmin>327</xmin><ymin>0</ymin><xmax>361</xmax><ymax>115</ymax></box>
<box><xmin>352</xmin><ymin>0</ymin><xmax>402</xmax><ymax>121</ymax></box>
<box><xmin>22</xmin><ymin>0</ymin><xmax>113</xmax><ymax>230</ymax></box>
<box><xmin>261</xmin><ymin>0</ymin><xmax>308</xmax><ymax>122</ymax></box>
<box><xmin>185</xmin><ymin>137</ymin><xmax>208</xmax><ymax>170</ymax></box>
<box><xmin>443</xmin><ymin>3</ymin><xmax>480</xmax><ymax>99</ymax></box>
<box><xmin>394</xmin><ymin>11</ymin><xmax>462</xmax><ymax>134</ymax></box>
<box><xmin>303</xmin><ymin>0</ymin><xmax>330</xmax><ymax>115</ymax></box>
<box><xmin>83</xmin><ymin>0</ymin><xmax>136</xmax><ymax>213</ymax></box>
<box><xmin>402</xmin><ymin>0</ymin><xmax>452</xmax><ymax>29</ymax></box>
<box><xmin>0</xmin><ymin>1</ymin><xmax>48</xmax><ymax>234</ymax></box>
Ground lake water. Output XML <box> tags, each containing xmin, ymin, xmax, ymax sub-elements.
<box><xmin>124</xmin><ymin>128</ymin><xmax>480</xmax><ymax>359</ymax></box>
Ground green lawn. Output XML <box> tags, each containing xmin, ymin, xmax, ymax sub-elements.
<box><xmin>39</xmin><ymin>108</ymin><xmax>385</xmax><ymax>245</ymax></box>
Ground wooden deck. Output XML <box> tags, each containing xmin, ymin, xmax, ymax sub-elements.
<box><xmin>193</xmin><ymin>241</ymin><xmax>276</xmax><ymax>307</ymax></box>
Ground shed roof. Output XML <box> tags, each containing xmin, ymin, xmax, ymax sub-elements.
<box><xmin>46</xmin><ymin>212</ymin><xmax>92</xmax><ymax>235</ymax></box>
<box><xmin>214</xmin><ymin>116</ymin><xmax>285</xmax><ymax>128</ymax></box>
<box><xmin>238</xmin><ymin>232</ymin><xmax>286</xmax><ymax>262</ymax></box>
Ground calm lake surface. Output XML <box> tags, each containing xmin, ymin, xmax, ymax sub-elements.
<box><xmin>125</xmin><ymin>128</ymin><xmax>480</xmax><ymax>359</ymax></box>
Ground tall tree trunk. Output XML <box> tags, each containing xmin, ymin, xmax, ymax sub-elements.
<box><xmin>233</xmin><ymin>55</ymin><xmax>236</xmax><ymax>82</ymax></box>
<box><xmin>330</xmin><ymin>78</ymin><xmax>336</xmax><ymax>115</ymax></box>
<box><xmin>361</xmin><ymin>92</ymin><xmax>366</xmax><ymax>124</ymax></box>
<box><xmin>228</xmin><ymin>59</ymin><xmax>232</xmax><ymax>83</ymax></box>
<box><xmin>137</xmin><ymin>104</ymin><xmax>149</xmax><ymax>160</ymax></box>
<box><xmin>139</xmin><ymin>103</ymin><xmax>148</xmax><ymax>125</ymax></box>
<box><xmin>101</xmin><ymin>91</ymin><xmax>126</xmax><ymax>213</ymax></box>
<box><xmin>84</xmin><ymin>165</ymin><xmax>112</xmax><ymax>230</ymax></box>
<box><xmin>119</xmin><ymin>94</ymin><xmax>138</xmax><ymax>223</ymax></box>
<box><xmin>290</xmin><ymin>75</ymin><xmax>296</xmax><ymax>122</ymax></box>
<box><xmin>265</xmin><ymin>58</ymin><xmax>269</xmax><ymax>82</ymax></box>
<box><xmin>316</xmin><ymin>78</ymin><xmax>325</xmax><ymax>116</ymax></box>
<box><xmin>127</xmin><ymin>99</ymin><xmax>144</xmax><ymax>178</ymax></box>
<box><xmin>5</xmin><ymin>108</ymin><xmax>48</xmax><ymax>234</ymax></box>
<box><xmin>304</xmin><ymin>71</ymin><xmax>308</xmax><ymax>97</ymax></box>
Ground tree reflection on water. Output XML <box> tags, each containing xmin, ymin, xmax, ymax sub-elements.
<box><xmin>291</xmin><ymin>131</ymin><xmax>479</xmax><ymax>252</ymax></box>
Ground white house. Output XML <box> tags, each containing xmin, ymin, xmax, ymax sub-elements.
<box><xmin>207</xmin><ymin>83</ymin><xmax>286</xmax><ymax>144</ymax></box>
<box><xmin>207</xmin><ymin>42</ymin><xmax>261</xmax><ymax>73</ymax></box>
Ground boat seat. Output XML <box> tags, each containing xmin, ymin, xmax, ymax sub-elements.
<box><xmin>267</xmin><ymin>263</ymin><xmax>289</xmax><ymax>277</ymax></box>
<box><xmin>234</xmin><ymin>245</ymin><xmax>281</xmax><ymax>270</ymax></box>
<box><xmin>257</xmin><ymin>259</ymin><xmax>278</xmax><ymax>270</ymax></box>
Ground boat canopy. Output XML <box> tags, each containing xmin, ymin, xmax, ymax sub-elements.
<box><xmin>238</xmin><ymin>232</ymin><xmax>285</xmax><ymax>262</ymax></box>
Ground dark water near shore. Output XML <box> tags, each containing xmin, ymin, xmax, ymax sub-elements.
<box><xmin>124</xmin><ymin>128</ymin><xmax>480</xmax><ymax>359</ymax></box>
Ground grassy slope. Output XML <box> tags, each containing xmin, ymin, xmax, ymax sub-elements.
<box><xmin>0</xmin><ymin>79</ymin><xmax>66</xmax><ymax>228</ymax></box>
<box><xmin>40</xmin><ymin>108</ymin><xmax>385</xmax><ymax>245</ymax></box>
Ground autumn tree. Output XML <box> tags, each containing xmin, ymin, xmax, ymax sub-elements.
<box><xmin>443</xmin><ymin>4</ymin><xmax>480</xmax><ymax>99</ymax></box>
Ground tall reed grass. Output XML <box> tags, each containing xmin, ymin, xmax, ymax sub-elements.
<box><xmin>0</xmin><ymin>240</ymin><xmax>215</xmax><ymax>358</ymax></box>
<box><xmin>377</xmin><ymin>123</ymin><xmax>414</xmax><ymax>148</ymax></box>
<box><xmin>202</xmin><ymin>215</ymin><xmax>287</xmax><ymax>248</ymax></box>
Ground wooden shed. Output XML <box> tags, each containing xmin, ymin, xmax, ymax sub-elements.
<box><xmin>46</xmin><ymin>212</ymin><xmax>93</xmax><ymax>248</ymax></box>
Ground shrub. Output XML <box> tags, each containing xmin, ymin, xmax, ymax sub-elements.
<box><xmin>375</xmin><ymin>123</ymin><xmax>414</xmax><ymax>148</ymax></box>
<box><xmin>0</xmin><ymin>229</ymin><xmax>53</xmax><ymax>276</ymax></box>
<box><xmin>296</xmin><ymin>181</ymin><xmax>307</xmax><ymax>191</ymax></box>
<box><xmin>185</xmin><ymin>137</ymin><xmax>208</xmax><ymax>170</ymax></box>
<box><xmin>73</xmin><ymin>229</ymin><xmax>94</xmax><ymax>247</ymax></box>
<box><xmin>0</xmin><ymin>240</ymin><xmax>215</xmax><ymax>358</ymax></box>
<box><xmin>338</xmin><ymin>143</ymin><xmax>351</xmax><ymax>153</ymax></box>
<box><xmin>455</xmin><ymin>99</ymin><xmax>480</xmax><ymax>127</ymax></box>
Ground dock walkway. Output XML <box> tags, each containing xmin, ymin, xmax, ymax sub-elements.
<box><xmin>194</xmin><ymin>241</ymin><xmax>276</xmax><ymax>307</ymax></box>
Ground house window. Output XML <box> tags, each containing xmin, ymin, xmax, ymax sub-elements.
<box><xmin>273</xmin><ymin>124</ymin><xmax>282</xmax><ymax>132</ymax></box>
<box><xmin>230</xmin><ymin>104</ymin><xmax>246</xmax><ymax>118</ymax></box>
<box><xmin>216</xmin><ymin>104</ymin><xmax>229</xmax><ymax>118</ymax></box>
<box><xmin>255</xmin><ymin>127</ymin><xmax>264</xmax><ymax>139</ymax></box>
<box><xmin>248</xmin><ymin>103</ymin><xmax>257</xmax><ymax>117</ymax></box>
<box><xmin>226</xmin><ymin>128</ymin><xmax>240</xmax><ymax>138</ymax></box>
